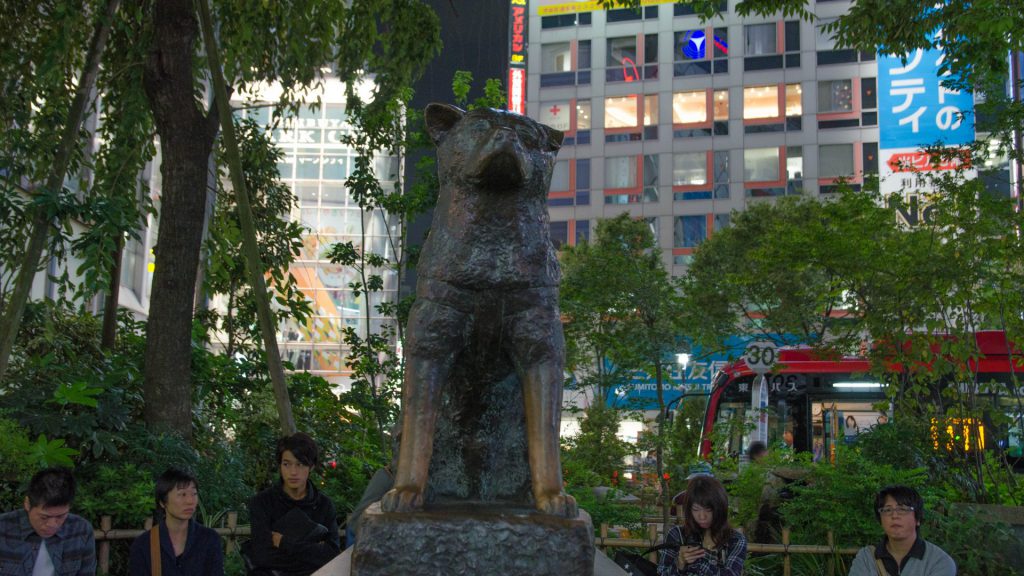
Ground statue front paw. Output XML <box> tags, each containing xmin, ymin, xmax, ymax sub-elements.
<box><xmin>380</xmin><ymin>487</ymin><xmax>424</xmax><ymax>513</ymax></box>
<box><xmin>536</xmin><ymin>492</ymin><xmax>577</xmax><ymax>518</ymax></box>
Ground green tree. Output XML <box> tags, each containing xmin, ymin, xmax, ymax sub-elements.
<box><xmin>560</xmin><ymin>213</ymin><xmax>688</xmax><ymax>528</ymax></box>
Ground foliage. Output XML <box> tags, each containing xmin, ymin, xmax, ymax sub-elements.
<box><xmin>562</xmin><ymin>404</ymin><xmax>633</xmax><ymax>481</ymax></box>
<box><xmin>75</xmin><ymin>463</ymin><xmax>153</xmax><ymax>528</ymax></box>
<box><xmin>664</xmin><ymin>392</ymin><xmax>707</xmax><ymax>493</ymax></box>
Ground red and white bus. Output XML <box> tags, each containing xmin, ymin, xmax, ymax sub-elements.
<box><xmin>697</xmin><ymin>331</ymin><xmax>1024</xmax><ymax>464</ymax></box>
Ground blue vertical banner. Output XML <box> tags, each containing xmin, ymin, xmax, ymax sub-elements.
<box><xmin>877</xmin><ymin>32</ymin><xmax>975</xmax><ymax>149</ymax></box>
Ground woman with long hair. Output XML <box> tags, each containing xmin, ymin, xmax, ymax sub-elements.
<box><xmin>658</xmin><ymin>475</ymin><xmax>747</xmax><ymax>575</ymax></box>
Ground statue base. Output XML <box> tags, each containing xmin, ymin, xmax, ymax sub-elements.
<box><xmin>350</xmin><ymin>502</ymin><xmax>596</xmax><ymax>576</ymax></box>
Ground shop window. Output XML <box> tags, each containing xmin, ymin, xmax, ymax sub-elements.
<box><xmin>604</xmin><ymin>95</ymin><xmax>638</xmax><ymax>129</ymax></box>
<box><xmin>819</xmin><ymin>143</ymin><xmax>855</xmax><ymax>178</ymax></box>
<box><xmin>674</xmin><ymin>215</ymin><xmax>707</xmax><ymax>248</ymax></box>
<box><xmin>674</xmin><ymin>27</ymin><xmax>728</xmax><ymax>76</ymax></box>
<box><xmin>744</xmin><ymin>85</ymin><xmax>779</xmax><ymax>120</ymax></box>
<box><xmin>673</xmin><ymin>90</ymin><xmax>706</xmax><ymax>124</ymax></box>
<box><xmin>673</xmin><ymin>152</ymin><xmax>708</xmax><ymax>186</ymax></box>
<box><xmin>673</xmin><ymin>89</ymin><xmax>728</xmax><ymax>137</ymax></box>
<box><xmin>744</xmin><ymin>147</ymin><xmax>781</xmax><ymax>182</ymax></box>
<box><xmin>818</xmin><ymin>80</ymin><xmax>853</xmax><ymax>113</ymax></box>
<box><xmin>606</xmin><ymin>156</ymin><xmax>638</xmax><ymax>189</ymax></box>
<box><xmin>541</xmin><ymin>12</ymin><xmax>591</xmax><ymax>29</ymax></box>
<box><xmin>744</xmin><ymin>21</ymin><xmax>801</xmax><ymax>71</ymax></box>
<box><xmin>607</xmin><ymin>36</ymin><xmax>640</xmax><ymax>82</ymax></box>
<box><xmin>576</xmin><ymin>100</ymin><xmax>592</xmax><ymax>144</ymax></box>
<box><xmin>550</xmin><ymin>160</ymin><xmax>570</xmax><ymax>192</ymax></box>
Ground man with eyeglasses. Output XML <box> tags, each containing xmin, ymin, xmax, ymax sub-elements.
<box><xmin>848</xmin><ymin>485</ymin><xmax>955</xmax><ymax>576</ymax></box>
<box><xmin>0</xmin><ymin>467</ymin><xmax>96</xmax><ymax>575</ymax></box>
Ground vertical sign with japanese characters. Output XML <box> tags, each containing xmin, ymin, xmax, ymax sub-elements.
<box><xmin>878</xmin><ymin>32</ymin><xmax>975</xmax><ymax>223</ymax></box>
<box><xmin>508</xmin><ymin>0</ymin><xmax>528</xmax><ymax>114</ymax></box>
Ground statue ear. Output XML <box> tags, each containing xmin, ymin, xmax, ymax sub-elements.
<box><xmin>543</xmin><ymin>124</ymin><xmax>563</xmax><ymax>152</ymax></box>
<box><xmin>424</xmin><ymin>103</ymin><xmax>466</xmax><ymax>146</ymax></box>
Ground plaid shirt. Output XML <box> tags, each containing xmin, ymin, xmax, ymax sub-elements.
<box><xmin>0</xmin><ymin>509</ymin><xmax>96</xmax><ymax>575</ymax></box>
<box><xmin>658</xmin><ymin>525</ymin><xmax>747</xmax><ymax>576</ymax></box>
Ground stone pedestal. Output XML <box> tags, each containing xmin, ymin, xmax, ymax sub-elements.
<box><xmin>350</xmin><ymin>502</ymin><xmax>596</xmax><ymax>576</ymax></box>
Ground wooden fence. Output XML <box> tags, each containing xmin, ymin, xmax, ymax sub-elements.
<box><xmin>93</xmin><ymin>511</ymin><xmax>857</xmax><ymax>576</ymax></box>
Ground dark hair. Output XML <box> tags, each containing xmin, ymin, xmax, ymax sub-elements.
<box><xmin>27</xmin><ymin>467</ymin><xmax>76</xmax><ymax>508</ymax></box>
<box><xmin>155</xmin><ymin>468</ymin><xmax>198</xmax><ymax>515</ymax></box>
<box><xmin>748</xmin><ymin>441</ymin><xmax>768</xmax><ymax>460</ymax></box>
<box><xmin>874</xmin><ymin>485</ymin><xmax>924</xmax><ymax>524</ymax></box>
<box><xmin>680</xmin><ymin>475</ymin><xmax>734</xmax><ymax>548</ymax></box>
<box><xmin>276</xmin><ymin>432</ymin><xmax>319</xmax><ymax>468</ymax></box>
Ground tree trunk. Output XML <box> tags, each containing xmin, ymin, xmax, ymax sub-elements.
<box><xmin>141</xmin><ymin>0</ymin><xmax>220</xmax><ymax>441</ymax></box>
<box><xmin>100</xmin><ymin>236</ymin><xmax>124</xmax><ymax>350</ymax></box>
<box><xmin>655</xmin><ymin>361</ymin><xmax>670</xmax><ymax>532</ymax></box>
<box><xmin>0</xmin><ymin>0</ymin><xmax>121</xmax><ymax>381</ymax></box>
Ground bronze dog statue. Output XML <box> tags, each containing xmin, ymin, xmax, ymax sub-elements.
<box><xmin>380</xmin><ymin>103</ymin><xmax>576</xmax><ymax>518</ymax></box>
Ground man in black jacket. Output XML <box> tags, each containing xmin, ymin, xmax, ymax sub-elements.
<box><xmin>246</xmin><ymin>433</ymin><xmax>340</xmax><ymax>576</ymax></box>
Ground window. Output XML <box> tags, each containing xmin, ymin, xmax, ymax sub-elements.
<box><xmin>541</xmin><ymin>12</ymin><xmax>591</xmax><ymax>28</ymax></box>
<box><xmin>605</xmin><ymin>95</ymin><xmax>639</xmax><ymax>128</ymax></box>
<box><xmin>745</xmin><ymin>23</ymin><xmax>776</xmax><ymax>55</ymax></box>
<box><xmin>673</xmin><ymin>90</ymin><xmax>706</xmax><ymax>124</ymax></box>
<box><xmin>673</xmin><ymin>153</ymin><xmax>708</xmax><ymax>186</ymax></box>
<box><xmin>714</xmin><ymin>151</ymin><xmax>730</xmax><ymax>198</ymax></box>
<box><xmin>714</xmin><ymin>89</ymin><xmax>729</xmax><ymax>120</ymax></box>
<box><xmin>863</xmin><ymin>142</ymin><xmax>878</xmax><ymax>175</ymax></box>
<box><xmin>815</xmin><ymin>19</ymin><xmax>837</xmax><ymax>50</ymax></box>
<box><xmin>550</xmin><ymin>221</ymin><xmax>569</xmax><ymax>248</ymax></box>
<box><xmin>606</xmin><ymin>156</ymin><xmax>637</xmax><ymax>189</ymax></box>
<box><xmin>674</xmin><ymin>215</ymin><xmax>707</xmax><ymax>248</ymax></box>
<box><xmin>578</xmin><ymin>40</ymin><xmax>592</xmax><ymax>70</ymax></box>
<box><xmin>643</xmin><ymin>154</ymin><xmax>659</xmax><ymax>202</ymax></box>
<box><xmin>539</xmin><ymin>101</ymin><xmax>572</xmax><ymax>132</ymax></box>
<box><xmin>542</xmin><ymin>43</ymin><xmax>572</xmax><ymax>73</ymax></box>
<box><xmin>744</xmin><ymin>147</ymin><xmax>780</xmax><ymax>181</ymax></box>
<box><xmin>714</xmin><ymin>213</ymin><xmax>730</xmax><ymax>231</ymax></box>
<box><xmin>819</xmin><ymin>144</ymin><xmax>854</xmax><ymax>178</ymax></box>
<box><xmin>576</xmin><ymin>158</ymin><xmax>592</xmax><ymax>205</ymax></box>
<box><xmin>744</xmin><ymin>85</ymin><xmax>779</xmax><ymax>120</ymax></box>
<box><xmin>785</xmin><ymin>84</ymin><xmax>802</xmax><ymax>116</ymax></box>
<box><xmin>576</xmin><ymin>100</ymin><xmax>592</xmax><ymax>134</ymax></box>
<box><xmin>786</xmin><ymin>146</ymin><xmax>803</xmax><ymax>181</ymax></box>
<box><xmin>818</xmin><ymin>80</ymin><xmax>854</xmax><ymax>113</ymax></box>
<box><xmin>607</xmin><ymin>36</ymin><xmax>639</xmax><ymax>82</ymax></box>
<box><xmin>674</xmin><ymin>27</ymin><xmax>728</xmax><ymax>76</ymax></box>
<box><xmin>644</xmin><ymin>95</ymin><xmax>659</xmax><ymax>126</ymax></box>
<box><xmin>550</xmin><ymin>160</ymin><xmax>570</xmax><ymax>192</ymax></box>
<box><xmin>645</xmin><ymin>33</ymin><xmax>658</xmax><ymax>64</ymax></box>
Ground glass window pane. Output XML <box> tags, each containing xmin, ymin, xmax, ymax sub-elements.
<box><xmin>786</xmin><ymin>146</ymin><xmax>803</xmax><ymax>180</ymax></box>
<box><xmin>744</xmin><ymin>147</ymin><xmax>780</xmax><ymax>181</ymax></box>
<box><xmin>676</xmin><ymin>30</ymin><xmax>709</xmax><ymax>61</ymax></box>
<box><xmin>673</xmin><ymin>90</ymin><xmax>706</xmax><ymax>124</ymax></box>
<box><xmin>674</xmin><ymin>215</ymin><xmax>707</xmax><ymax>247</ymax></box>
<box><xmin>745</xmin><ymin>23</ymin><xmax>776</xmax><ymax>55</ymax></box>
<box><xmin>673</xmin><ymin>152</ymin><xmax>708</xmax><ymax>186</ymax></box>
<box><xmin>644</xmin><ymin>95</ymin><xmax>659</xmax><ymax>126</ymax></box>
<box><xmin>579</xmin><ymin>40</ymin><xmax>592</xmax><ymax>69</ymax></box>
<box><xmin>551</xmin><ymin>160</ymin><xmax>570</xmax><ymax>191</ymax></box>
<box><xmin>577</xmin><ymin>100</ymin><xmax>592</xmax><ymax>130</ymax></box>
<box><xmin>540</xmin><ymin>101</ymin><xmax>572</xmax><ymax>131</ymax></box>
<box><xmin>605</xmin><ymin>95</ymin><xmax>639</xmax><ymax>128</ymax></box>
<box><xmin>819</xmin><ymin>144</ymin><xmax>854</xmax><ymax>178</ymax></box>
<box><xmin>744</xmin><ymin>85</ymin><xmax>780</xmax><ymax>119</ymax></box>
<box><xmin>645</xmin><ymin>33</ymin><xmax>659</xmax><ymax>64</ymax></box>
<box><xmin>713</xmin><ymin>89</ymin><xmax>729</xmax><ymax>120</ymax></box>
<box><xmin>607</xmin><ymin>36</ymin><xmax>638</xmax><ymax>67</ymax></box>
<box><xmin>785</xmin><ymin>84</ymin><xmax>802</xmax><ymax>116</ymax></box>
<box><xmin>643</xmin><ymin>155</ymin><xmax>659</xmax><ymax>187</ymax></box>
<box><xmin>713</xmin><ymin>27</ymin><xmax>729</xmax><ymax>58</ymax></box>
<box><xmin>818</xmin><ymin>80</ymin><xmax>854</xmax><ymax>112</ymax></box>
<box><xmin>605</xmin><ymin>156</ymin><xmax>637</xmax><ymax>188</ymax></box>
<box><xmin>816</xmin><ymin>19</ymin><xmax>837</xmax><ymax>50</ymax></box>
<box><xmin>542</xmin><ymin>42</ymin><xmax>572</xmax><ymax>73</ymax></box>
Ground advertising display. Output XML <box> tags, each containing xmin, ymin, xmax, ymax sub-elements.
<box><xmin>508</xmin><ymin>0</ymin><xmax>527</xmax><ymax>114</ymax></box>
<box><xmin>877</xmin><ymin>32</ymin><xmax>975</xmax><ymax>211</ymax></box>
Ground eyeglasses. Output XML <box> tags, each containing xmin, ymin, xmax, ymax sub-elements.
<box><xmin>877</xmin><ymin>505</ymin><xmax>915</xmax><ymax>517</ymax></box>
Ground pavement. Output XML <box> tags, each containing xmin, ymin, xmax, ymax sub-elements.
<box><xmin>313</xmin><ymin>547</ymin><xmax>630</xmax><ymax>575</ymax></box>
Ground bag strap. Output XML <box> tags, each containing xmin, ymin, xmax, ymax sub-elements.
<box><xmin>150</xmin><ymin>524</ymin><xmax>162</xmax><ymax>576</ymax></box>
<box><xmin>868</xmin><ymin>545</ymin><xmax>889</xmax><ymax>576</ymax></box>
<box><xmin>641</xmin><ymin>541</ymin><xmax>681</xmax><ymax>556</ymax></box>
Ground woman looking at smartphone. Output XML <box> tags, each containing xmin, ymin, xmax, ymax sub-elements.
<box><xmin>658</xmin><ymin>475</ymin><xmax>747</xmax><ymax>576</ymax></box>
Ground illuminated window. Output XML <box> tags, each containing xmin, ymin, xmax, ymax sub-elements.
<box><xmin>786</xmin><ymin>146</ymin><xmax>803</xmax><ymax>181</ymax></box>
<box><xmin>576</xmin><ymin>100</ymin><xmax>592</xmax><ymax>130</ymax></box>
<box><xmin>604</xmin><ymin>95</ymin><xmax>639</xmax><ymax>128</ymax></box>
<box><xmin>673</xmin><ymin>91</ymin><xmax>706</xmax><ymax>124</ymax></box>
<box><xmin>744</xmin><ymin>147</ymin><xmax>780</xmax><ymax>181</ymax></box>
<box><xmin>714</xmin><ymin>90</ymin><xmax>729</xmax><ymax>120</ymax></box>
<box><xmin>743</xmin><ymin>85</ymin><xmax>780</xmax><ymax>120</ymax></box>
<box><xmin>541</xmin><ymin>42</ymin><xmax>572</xmax><ymax>73</ymax></box>
<box><xmin>785</xmin><ymin>84</ymin><xmax>802</xmax><ymax>116</ymax></box>
<box><xmin>644</xmin><ymin>95</ymin><xmax>659</xmax><ymax>125</ymax></box>
<box><xmin>819</xmin><ymin>144</ymin><xmax>854</xmax><ymax>178</ymax></box>
<box><xmin>745</xmin><ymin>23</ymin><xmax>776</xmax><ymax>55</ymax></box>
<box><xmin>673</xmin><ymin>153</ymin><xmax>708</xmax><ymax>186</ymax></box>
<box><xmin>605</xmin><ymin>156</ymin><xmax>637</xmax><ymax>188</ymax></box>
<box><xmin>818</xmin><ymin>80</ymin><xmax>854</xmax><ymax>113</ymax></box>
